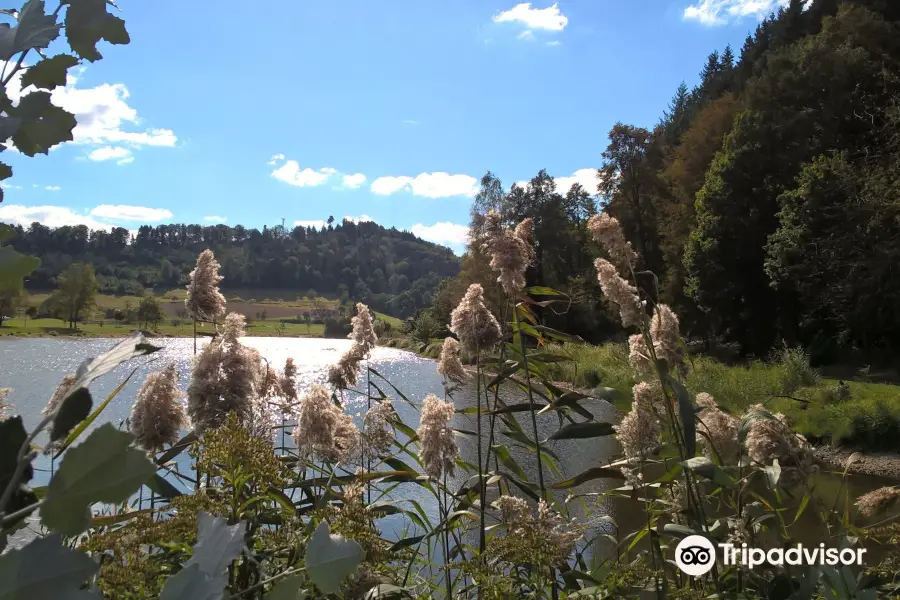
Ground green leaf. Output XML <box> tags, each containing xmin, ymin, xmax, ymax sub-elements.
<box><xmin>364</xmin><ymin>584</ymin><xmax>409</xmax><ymax>599</ymax></box>
<box><xmin>533</xmin><ymin>325</ymin><xmax>585</xmax><ymax>344</ymax></box>
<box><xmin>491</xmin><ymin>444</ymin><xmax>527</xmax><ymax>481</ymax></box>
<box><xmin>155</xmin><ymin>430</ymin><xmax>198</xmax><ymax>466</ymax></box>
<box><xmin>5</xmin><ymin>91</ymin><xmax>76</xmax><ymax>156</ymax></box>
<box><xmin>523</xmin><ymin>286</ymin><xmax>561</xmax><ymax>296</ymax></box>
<box><xmin>64</xmin><ymin>333</ymin><xmax>159</xmax><ymax>400</ymax></box>
<box><xmin>63</xmin><ymin>0</ymin><xmax>130</xmax><ymax>62</ymax></box>
<box><xmin>660</xmin><ymin>523</ymin><xmax>709</xmax><ymax>540</ymax></box>
<box><xmin>188</xmin><ymin>512</ymin><xmax>246</xmax><ymax>576</ymax></box>
<box><xmin>549</xmin><ymin>421</ymin><xmax>615</xmax><ymax>441</ymax></box>
<box><xmin>0</xmin><ymin>535</ymin><xmax>99</xmax><ymax>598</ymax></box>
<box><xmin>389</xmin><ymin>535</ymin><xmax>425</xmax><ymax>552</ymax></box>
<box><xmin>267</xmin><ymin>575</ymin><xmax>308</xmax><ymax>600</ymax></box>
<box><xmin>681</xmin><ymin>456</ymin><xmax>735</xmax><ymax>488</ymax></box>
<box><xmin>305</xmin><ymin>521</ymin><xmax>365</xmax><ymax>595</ymax></box>
<box><xmin>0</xmin><ymin>416</ymin><xmax>37</xmax><ymax>524</ymax></box>
<box><xmin>669</xmin><ymin>377</ymin><xmax>697</xmax><ymax>458</ymax></box>
<box><xmin>146</xmin><ymin>473</ymin><xmax>182</xmax><ymax>499</ymax></box>
<box><xmin>0</xmin><ymin>0</ymin><xmax>61</xmax><ymax>61</ymax></box>
<box><xmin>551</xmin><ymin>466</ymin><xmax>626</xmax><ymax>489</ymax></box>
<box><xmin>20</xmin><ymin>54</ymin><xmax>79</xmax><ymax>90</ymax></box>
<box><xmin>49</xmin><ymin>387</ymin><xmax>92</xmax><ymax>443</ymax></box>
<box><xmin>766</xmin><ymin>460</ymin><xmax>782</xmax><ymax>488</ymax></box>
<box><xmin>40</xmin><ymin>424</ymin><xmax>155</xmax><ymax>535</ymax></box>
<box><xmin>58</xmin><ymin>366</ymin><xmax>141</xmax><ymax>455</ymax></box>
<box><xmin>0</xmin><ymin>245</ymin><xmax>40</xmax><ymax>286</ymax></box>
<box><xmin>158</xmin><ymin>563</ymin><xmax>225</xmax><ymax>600</ymax></box>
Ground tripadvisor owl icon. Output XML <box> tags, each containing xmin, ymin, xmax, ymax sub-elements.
<box><xmin>675</xmin><ymin>535</ymin><xmax>717</xmax><ymax>576</ymax></box>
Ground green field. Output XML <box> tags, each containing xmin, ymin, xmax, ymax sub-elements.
<box><xmin>545</xmin><ymin>342</ymin><xmax>900</xmax><ymax>452</ymax></box>
<box><xmin>0</xmin><ymin>316</ymin><xmax>327</xmax><ymax>338</ymax></box>
<box><xmin>3</xmin><ymin>290</ymin><xmax>403</xmax><ymax>339</ymax></box>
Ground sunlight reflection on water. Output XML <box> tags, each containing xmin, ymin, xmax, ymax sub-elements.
<box><xmin>0</xmin><ymin>336</ymin><xmax>627</xmax><ymax>555</ymax></box>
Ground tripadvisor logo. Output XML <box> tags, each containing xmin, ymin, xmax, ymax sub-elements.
<box><xmin>674</xmin><ymin>535</ymin><xmax>867</xmax><ymax>576</ymax></box>
<box><xmin>675</xmin><ymin>535</ymin><xmax>717</xmax><ymax>576</ymax></box>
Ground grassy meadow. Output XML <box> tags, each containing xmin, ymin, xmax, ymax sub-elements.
<box><xmin>544</xmin><ymin>341</ymin><xmax>900</xmax><ymax>452</ymax></box>
<box><xmin>1</xmin><ymin>289</ymin><xmax>403</xmax><ymax>338</ymax></box>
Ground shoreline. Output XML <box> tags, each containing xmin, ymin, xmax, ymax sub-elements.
<box><xmin>0</xmin><ymin>329</ymin><xmax>324</xmax><ymax>339</ymax></box>
<box><xmin>8</xmin><ymin>333</ymin><xmax>900</xmax><ymax>480</ymax></box>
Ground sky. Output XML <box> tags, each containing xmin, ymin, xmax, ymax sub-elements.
<box><xmin>0</xmin><ymin>0</ymin><xmax>792</xmax><ymax>254</ymax></box>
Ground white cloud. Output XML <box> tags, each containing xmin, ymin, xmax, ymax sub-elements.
<box><xmin>370</xmin><ymin>172</ymin><xmax>479</xmax><ymax>198</ymax></box>
<box><xmin>117</xmin><ymin>156</ymin><xmax>135</xmax><ymax>165</ymax></box>
<box><xmin>268</xmin><ymin>153</ymin><xmax>285</xmax><ymax>165</ymax></box>
<box><xmin>546</xmin><ymin>40</ymin><xmax>561</xmax><ymax>47</ymax></box>
<box><xmin>493</xmin><ymin>3</ymin><xmax>568</xmax><ymax>32</ymax></box>
<box><xmin>294</xmin><ymin>219</ymin><xmax>328</xmax><ymax>229</ymax></box>
<box><xmin>517</xmin><ymin>30</ymin><xmax>535</xmax><ymax>40</ymax></box>
<box><xmin>0</xmin><ymin>204</ymin><xmax>112</xmax><ymax>230</ymax></box>
<box><xmin>402</xmin><ymin>119</ymin><xmax>418</xmax><ymax>125</ymax></box>
<box><xmin>88</xmin><ymin>145</ymin><xmax>132</xmax><ymax>162</ymax></box>
<box><xmin>515</xmin><ymin>168</ymin><xmax>601</xmax><ymax>195</ymax></box>
<box><xmin>554</xmin><ymin>168</ymin><xmax>601</xmax><ymax>195</ymax></box>
<box><xmin>44</xmin><ymin>185</ymin><xmax>61</xmax><ymax>191</ymax></box>
<box><xmin>341</xmin><ymin>173</ymin><xmax>366</xmax><ymax>189</ymax></box>
<box><xmin>271</xmin><ymin>160</ymin><xmax>338</xmax><ymax>187</ymax></box>
<box><xmin>2</xmin><ymin>63</ymin><xmax>176</xmax><ymax>161</ymax></box>
<box><xmin>683</xmin><ymin>0</ymin><xmax>795</xmax><ymax>25</ymax></box>
<box><xmin>204</xmin><ymin>215</ymin><xmax>227</xmax><ymax>223</ymax></box>
<box><xmin>89</xmin><ymin>205</ymin><xmax>173</xmax><ymax>222</ymax></box>
<box><xmin>411</xmin><ymin>222</ymin><xmax>470</xmax><ymax>247</ymax></box>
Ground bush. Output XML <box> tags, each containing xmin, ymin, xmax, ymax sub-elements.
<box><xmin>323</xmin><ymin>316</ymin><xmax>351</xmax><ymax>338</ymax></box>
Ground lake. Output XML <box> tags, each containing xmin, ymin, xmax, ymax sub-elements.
<box><xmin>0</xmin><ymin>337</ymin><xmax>892</xmax><ymax>563</ymax></box>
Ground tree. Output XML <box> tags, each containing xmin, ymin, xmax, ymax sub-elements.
<box><xmin>599</xmin><ymin>123</ymin><xmax>665</xmax><ymax>276</ymax></box>
<box><xmin>24</xmin><ymin>305</ymin><xmax>37</xmax><ymax>325</ymax></box>
<box><xmin>0</xmin><ymin>280</ymin><xmax>25</xmax><ymax>326</ymax></box>
<box><xmin>48</xmin><ymin>263</ymin><xmax>98</xmax><ymax>330</ymax></box>
<box><xmin>0</xmin><ymin>0</ymin><xmax>130</xmax><ymax>201</ymax></box>
<box><xmin>137</xmin><ymin>294</ymin><xmax>164</xmax><ymax>330</ymax></box>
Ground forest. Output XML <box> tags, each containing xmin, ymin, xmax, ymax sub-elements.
<box><xmin>5</xmin><ymin>219</ymin><xmax>460</xmax><ymax>318</ymax></box>
<box><xmin>430</xmin><ymin>0</ymin><xmax>900</xmax><ymax>364</ymax></box>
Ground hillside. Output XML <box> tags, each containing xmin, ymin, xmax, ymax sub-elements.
<box><xmin>431</xmin><ymin>0</ymin><xmax>900</xmax><ymax>364</ymax></box>
<box><xmin>6</xmin><ymin>219</ymin><xmax>460</xmax><ymax>318</ymax></box>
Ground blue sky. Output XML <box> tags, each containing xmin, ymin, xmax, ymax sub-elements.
<box><xmin>0</xmin><ymin>0</ymin><xmax>790</xmax><ymax>254</ymax></box>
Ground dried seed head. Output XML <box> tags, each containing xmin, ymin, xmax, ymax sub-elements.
<box><xmin>614</xmin><ymin>382</ymin><xmax>662</xmax><ymax>461</ymax></box>
<box><xmin>130</xmin><ymin>363</ymin><xmax>188</xmax><ymax>451</ymax></box>
<box><xmin>449</xmin><ymin>284</ymin><xmax>502</xmax><ymax>354</ymax></box>
<box><xmin>587</xmin><ymin>213</ymin><xmax>638</xmax><ymax>270</ymax></box>
<box><xmin>363</xmin><ymin>399</ymin><xmax>395</xmax><ymax>458</ymax></box>
<box><xmin>482</xmin><ymin>211</ymin><xmax>535</xmax><ymax>295</ymax></box>
<box><xmin>292</xmin><ymin>384</ymin><xmax>360</xmax><ymax>463</ymax></box>
<box><xmin>349</xmin><ymin>303</ymin><xmax>378</xmax><ymax>355</ymax></box>
<box><xmin>856</xmin><ymin>486</ymin><xmax>900</xmax><ymax>517</ymax></box>
<box><xmin>696</xmin><ymin>393</ymin><xmax>741</xmax><ymax>466</ymax></box>
<box><xmin>186</xmin><ymin>318</ymin><xmax>265</xmax><ymax>434</ymax></box>
<box><xmin>0</xmin><ymin>388</ymin><xmax>11</xmax><ymax>421</ymax></box>
<box><xmin>627</xmin><ymin>333</ymin><xmax>654</xmax><ymax>375</ymax></box>
<box><xmin>437</xmin><ymin>337</ymin><xmax>468</xmax><ymax>384</ymax></box>
<box><xmin>185</xmin><ymin>249</ymin><xmax>226</xmax><ymax>322</ymax></box>
<box><xmin>43</xmin><ymin>375</ymin><xmax>77</xmax><ymax>417</ymax></box>
<box><xmin>743</xmin><ymin>404</ymin><xmax>815</xmax><ymax>483</ymax></box>
<box><xmin>650</xmin><ymin>304</ymin><xmax>684</xmax><ymax>374</ymax></box>
<box><xmin>327</xmin><ymin>342</ymin><xmax>367</xmax><ymax>389</ymax></box>
<box><xmin>594</xmin><ymin>258</ymin><xmax>643</xmax><ymax>329</ymax></box>
<box><xmin>417</xmin><ymin>393</ymin><xmax>458</xmax><ymax>480</ymax></box>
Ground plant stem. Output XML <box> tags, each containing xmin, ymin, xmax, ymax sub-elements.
<box><xmin>475</xmin><ymin>354</ymin><xmax>486</xmax><ymax>555</ymax></box>
<box><xmin>512</xmin><ymin>305</ymin><xmax>546</xmax><ymax>496</ymax></box>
